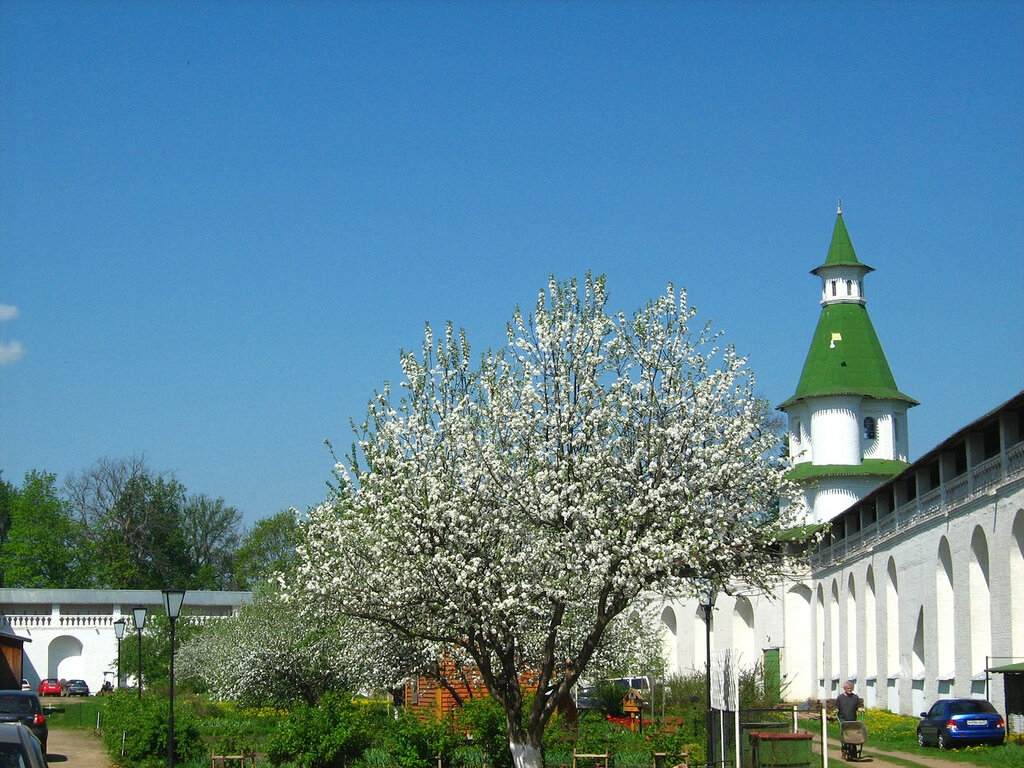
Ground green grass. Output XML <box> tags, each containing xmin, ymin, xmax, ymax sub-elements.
<box><xmin>42</xmin><ymin>696</ymin><xmax>105</xmax><ymax>730</ymax></box>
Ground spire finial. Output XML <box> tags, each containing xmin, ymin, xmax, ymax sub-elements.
<box><xmin>837</xmin><ymin>198</ymin><xmax>843</xmax><ymax>215</ymax></box>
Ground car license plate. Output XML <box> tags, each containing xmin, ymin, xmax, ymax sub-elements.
<box><xmin>966</xmin><ymin>719</ymin><xmax>986</xmax><ymax>726</ymax></box>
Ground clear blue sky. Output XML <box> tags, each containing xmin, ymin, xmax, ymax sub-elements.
<box><xmin>2</xmin><ymin>1</ymin><xmax>1021</xmax><ymax>526</ymax></box>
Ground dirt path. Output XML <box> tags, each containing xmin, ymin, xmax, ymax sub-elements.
<box><xmin>45</xmin><ymin>728</ymin><xmax>110</xmax><ymax>768</ymax></box>
<box><xmin>820</xmin><ymin>734</ymin><xmax>972</xmax><ymax>768</ymax></box>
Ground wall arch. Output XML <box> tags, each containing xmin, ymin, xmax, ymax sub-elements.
<box><xmin>785</xmin><ymin>585</ymin><xmax>814</xmax><ymax>700</ymax></box>
<box><xmin>661</xmin><ymin>606</ymin><xmax>679</xmax><ymax>675</ymax></box>
<box><xmin>886</xmin><ymin>558</ymin><xmax>899</xmax><ymax>677</ymax></box>
<box><xmin>693</xmin><ymin>604</ymin><xmax>708</xmax><ymax>673</ymax></box>
<box><xmin>936</xmin><ymin>537</ymin><xmax>955</xmax><ymax>678</ymax></box>
<box><xmin>733</xmin><ymin>596</ymin><xmax>757</xmax><ymax>669</ymax></box>
<box><xmin>830</xmin><ymin>580</ymin><xmax>840</xmax><ymax>680</ymax></box>
<box><xmin>1013</xmin><ymin>510</ymin><xmax>1024</xmax><ymax>657</ymax></box>
<box><xmin>969</xmin><ymin>527</ymin><xmax>992</xmax><ymax>676</ymax></box>
<box><xmin>846</xmin><ymin>573</ymin><xmax>858</xmax><ymax>679</ymax></box>
<box><xmin>816</xmin><ymin>585</ymin><xmax>825</xmax><ymax>693</ymax></box>
<box><xmin>48</xmin><ymin>635</ymin><xmax>84</xmax><ymax>680</ymax></box>
<box><xmin>864</xmin><ymin>566</ymin><xmax>877</xmax><ymax>679</ymax></box>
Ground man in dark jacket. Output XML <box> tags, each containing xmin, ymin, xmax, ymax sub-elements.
<box><xmin>836</xmin><ymin>681</ymin><xmax>863</xmax><ymax>722</ymax></box>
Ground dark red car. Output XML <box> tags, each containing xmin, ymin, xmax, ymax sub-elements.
<box><xmin>36</xmin><ymin>679</ymin><xmax>61</xmax><ymax>696</ymax></box>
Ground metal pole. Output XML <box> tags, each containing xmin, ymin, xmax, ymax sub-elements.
<box><xmin>137</xmin><ymin>626</ymin><xmax>143</xmax><ymax>700</ymax></box>
<box><xmin>116</xmin><ymin>637</ymin><xmax>122</xmax><ymax>689</ymax></box>
<box><xmin>706</xmin><ymin>603</ymin><xmax>714</xmax><ymax>768</ymax></box>
<box><xmin>168</xmin><ymin>616</ymin><xmax>176</xmax><ymax>768</ymax></box>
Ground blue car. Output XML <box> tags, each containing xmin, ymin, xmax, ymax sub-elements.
<box><xmin>917</xmin><ymin>698</ymin><xmax>1005</xmax><ymax>748</ymax></box>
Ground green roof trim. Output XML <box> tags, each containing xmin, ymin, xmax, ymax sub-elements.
<box><xmin>787</xmin><ymin>459</ymin><xmax>910</xmax><ymax>482</ymax></box>
<box><xmin>778</xmin><ymin>303</ymin><xmax>918</xmax><ymax>409</ymax></box>
<box><xmin>776</xmin><ymin>523</ymin><xmax>826</xmax><ymax>541</ymax></box>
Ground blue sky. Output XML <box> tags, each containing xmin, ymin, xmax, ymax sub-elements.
<box><xmin>2</xmin><ymin>1</ymin><xmax>1021</xmax><ymax>526</ymax></box>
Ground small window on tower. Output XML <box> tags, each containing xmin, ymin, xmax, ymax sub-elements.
<box><xmin>847</xmin><ymin>280</ymin><xmax>853</xmax><ymax>294</ymax></box>
<box><xmin>793</xmin><ymin>420</ymin><xmax>801</xmax><ymax>444</ymax></box>
<box><xmin>831</xmin><ymin>280</ymin><xmax>837</xmax><ymax>296</ymax></box>
<box><xmin>864</xmin><ymin>417</ymin><xmax>877</xmax><ymax>440</ymax></box>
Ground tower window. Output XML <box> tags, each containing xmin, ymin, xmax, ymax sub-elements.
<box><xmin>831</xmin><ymin>280</ymin><xmax>837</xmax><ymax>296</ymax></box>
<box><xmin>864</xmin><ymin>417</ymin><xmax>878</xmax><ymax>440</ymax></box>
<box><xmin>847</xmin><ymin>280</ymin><xmax>853</xmax><ymax>295</ymax></box>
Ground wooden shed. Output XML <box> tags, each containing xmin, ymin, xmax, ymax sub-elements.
<box><xmin>0</xmin><ymin>631</ymin><xmax>29</xmax><ymax>690</ymax></box>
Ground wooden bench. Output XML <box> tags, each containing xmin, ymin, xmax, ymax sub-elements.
<box><xmin>211</xmin><ymin>753</ymin><xmax>255</xmax><ymax>768</ymax></box>
<box><xmin>573</xmin><ymin>751</ymin><xmax>611</xmax><ymax>768</ymax></box>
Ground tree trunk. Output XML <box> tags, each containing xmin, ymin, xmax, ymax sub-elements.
<box><xmin>510</xmin><ymin>741</ymin><xmax>543</xmax><ymax>768</ymax></box>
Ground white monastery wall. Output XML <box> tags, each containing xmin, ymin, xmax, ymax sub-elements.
<box><xmin>0</xmin><ymin>589</ymin><xmax>251</xmax><ymax>694</ymax></box>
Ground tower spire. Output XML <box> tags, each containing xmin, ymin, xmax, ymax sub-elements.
<box><xmin>837</xmin><ymin>198</ymin><xmax>842</xmax><ymax>215</ymax></box>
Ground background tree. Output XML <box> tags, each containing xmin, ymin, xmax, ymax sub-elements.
<box><xmin>0</xmin><ymin>472</ymin><xmax>16</xmax><ymax>573</ymax></box>
<box><xmin>182</xmin><ymin>494</ymin><xmax>242</xmax><ymax>589</ymax></box>
<box><xmin>0</xmin><ymin>470</ymin><xmax>86</xmax><ymax>587</ymax></box>
<box><xmin>66</xmin><ymin>455</ymin><xmax>243</xmax><ymax>589</ymax></box>
<box><xmin>289</xmin><ymin>276</ymin><xmax>801</xmax><ymax>768</ymax></box>
<box><xmin>231</xmin><ymin>510</ymin><xmax>300</xmax><ymax>589</ymax></box>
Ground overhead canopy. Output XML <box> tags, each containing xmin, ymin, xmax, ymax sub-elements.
<box><xmin>987</xmin><ymin>662</ymin><xmax>1024</xmax><ymax>673</ymax></box>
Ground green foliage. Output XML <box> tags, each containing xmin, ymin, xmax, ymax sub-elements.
<box><xmin>593</xmin><ymin>682</ymin><xmax>627</xmax><ymax>718</ymax></box>
<box><xmin>266</xmin><ymin>694</ymin><xmax>459</xmax><ymax>768</ymax></box>
<box><xmin>232</xmin><ymin>510</ymin><xmax>301</xmax><ymax>588</ymax></box>
<box><xmin>265</xmin><ymin>693</ymin><xmax>371</xmax><ymax>768</ymax></box>
<box><xmin>460</xmin><ymin>698</ymin><xmax>513</xmax><ymax>768</ymax></box>
<box><xmin>99</xmin><ymin>689</ymin><xmax>205</xmax><ymax>767</ymax></box>
<box><xmin>0</xmin><ymin>470</ymin><xmax>87</xmax><ymax>587</ymax></box>
<box><xmin>118</xmin><ymin>613</ymin><xmax>209</xmax><ymax>693</ymax></box>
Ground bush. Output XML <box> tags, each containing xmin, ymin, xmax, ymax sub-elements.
<box><xmin>267</xmin><ymin>693</ymin><xmax>452</xmax><ymax>768</ymax></box>
<box><xmin>99</xmin><ymin>690</ymin><xmax>205</xmax><ymax>768</ymax></box>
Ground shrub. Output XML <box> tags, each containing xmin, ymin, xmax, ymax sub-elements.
<box><xmin>267</xmin><ymin>693</ymin><xmax>452</xmax><ymax>768</ymax></box>
<box><xmin>99</xmin><ymin>690</ymin><xmax>205</xmax><ymax>768</ymax></box>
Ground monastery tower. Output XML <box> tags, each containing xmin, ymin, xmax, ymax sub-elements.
<box><xmin>778</xmin><ymin>205</ymin><xmax>918</xmax><ymax>523</ymax></box>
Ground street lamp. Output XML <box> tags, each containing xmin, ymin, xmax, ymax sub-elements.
<box><xmin>697</xmin><ymin>582</ymin><xmax>717</xmax><ymax>768</ymax></box>
<box><xmin>113</xmin><ymin>618</ymin><xmax>126</xmax><ymax>689</ymax></box>
<box><xmin>163</xmin><ymin>589</ymin><xmax>186</xmax><ymax>768</ymax></box>
<box><xmin>132</xmin><ymin>606</ymin><xmax>148</xmax><ymax>700</ymax></box>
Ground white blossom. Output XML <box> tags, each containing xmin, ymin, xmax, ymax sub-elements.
<box><xmin>286</xmin><ymin>275</ymin><xmax>802</xmax><ymax>768</ymax></box>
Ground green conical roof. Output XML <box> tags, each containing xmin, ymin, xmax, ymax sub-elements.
<box><xmin>779</xmin><ymin>303</ymin><xmax>916</xmax><ymax>408</ymax></box>
<box><xmin>811</xmin><ymin>214</ymin><xmax>873</xmax><ymax>275</ymax></box>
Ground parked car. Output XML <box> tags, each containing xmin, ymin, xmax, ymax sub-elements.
<box><xmin>575</xmin><ymin>686</ymin><xmax>599</xmax><ymax>711</ymax></box>
<box><xmin>0</xmin><ymin>691</ymin><xmax>48</xmax><ymax>754</ymax></box>
<box><xmin>64</xmin><ymin>680</ymin><xmax>89</xmax><ymax>697</ymax></box>
<box><xmin>917</xmin><ymin>698</ymin><xmax>1005</xmax><ymax>748</ymax></box>
<box><xmin>20</xmin><ymin>680</ymin><xmax>30</xmax><ymax>692</ymax></box>
<box><xmin>36</xmin><ymin>680</ymin><xmax>61</xmax><ymax>697</ymax></box>
<box><xmin>0</xmin><ymin>722</ymin><xmax>47</xmax><ymax>768</ymax></box>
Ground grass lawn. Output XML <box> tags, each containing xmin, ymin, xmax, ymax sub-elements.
<box><xmin>42</xmin><ymin>696</ymin><xmax>105</xmax><ymax>730</ymax></box>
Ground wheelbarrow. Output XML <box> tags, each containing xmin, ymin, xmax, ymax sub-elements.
<box><xmin>840</xmin><ymin>720</ymin><xmax>868</xmax><ymax>761</ymax></box>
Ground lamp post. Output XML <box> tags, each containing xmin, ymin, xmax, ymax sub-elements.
<box><xmin>113</xmin><ymin>618</ymin><xmax>126</xmax><ymax>689</ymax></box>
<box><xmin>132</xmin><ymin>606</ymin><xmax>148</xmax><ymax>700</ymax></box>
<box><xmin>698</xmin><ymin>583</ymin><xmax>717</xmax><ymax>768</ymax></box>
<box><xmin>163</xmin><ymin>589</ymin><xmax>186</xmax><ymax>768</ymax></box>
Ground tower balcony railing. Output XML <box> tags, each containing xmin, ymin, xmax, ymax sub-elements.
<box><xmin>809</xmin><ymin>440</ymin><xmax>1024</xmax><ymax>569</ymax></box>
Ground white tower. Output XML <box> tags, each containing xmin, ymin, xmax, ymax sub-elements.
<box><xmin>778</xmin><ymin>207</ymin><xmax>917</xmax><ymax>523</ymax></box>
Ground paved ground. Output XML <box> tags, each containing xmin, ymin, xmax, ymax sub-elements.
<box><xmin>45</xmin><ymin>728</ymin><xmax>109</xmax><ymax>768</ymax></box>
<box><xmin>819</xmin><ymin>734</ymin><xmax>973</xmax><ymax>768</ymax></box>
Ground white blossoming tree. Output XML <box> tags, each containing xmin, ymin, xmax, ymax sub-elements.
<box><xmin>291</xmin><ymin>275</ymin><xmax>800</xmax><ymax>768</ymax></box>
<box><xmin>180</xmin><ymin>587</ymin><xmax>409</xmax><ymax>707</ymax></box>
